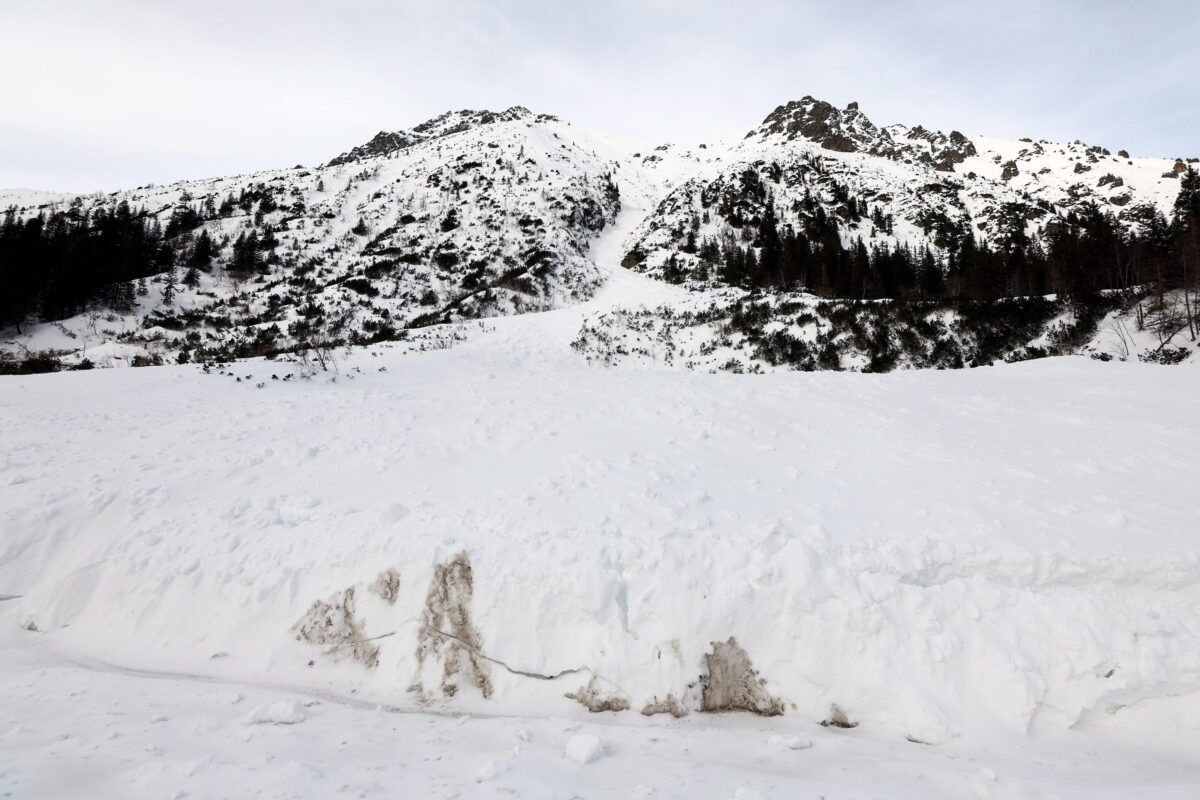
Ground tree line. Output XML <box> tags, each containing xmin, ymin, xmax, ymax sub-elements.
<box><xmin>0</xmin><ymin>187</ymin><xmax>283</xmax><ymax>330</ymax></box>
<box><xmin>661</xmin><ymin>166</ymin><xmax>1200</xmax><ymax>308</ymax></box>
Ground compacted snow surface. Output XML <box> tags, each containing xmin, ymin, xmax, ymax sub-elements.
<box><xmin>4</xmin><ymin>628</ymin><xmax>1200</xmax><ymax>800</ymax></box>
<box><xmin>2</xmin><ymin>239</ymin><xmax>1200</xmax><ymax>796</ymax></box>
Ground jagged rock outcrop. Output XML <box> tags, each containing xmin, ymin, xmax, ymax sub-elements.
<box><xmin>901</xmin><ymin>125</ymin><xmax>978</xmax><ymax>171</ymax></box>
<box><xmin>753</xmin><ymin>96</ymin><xmax>881</xmax><ymax>153</ymax></box>
<box><xmin>327</xmin><ymin>130</ymin><xmax>419</xmax><ymax>167</ymax></box>
<box><xmin>326</xmin><ymin>106</ymin><xmax>538</xmax><ymax>166</ymax></box>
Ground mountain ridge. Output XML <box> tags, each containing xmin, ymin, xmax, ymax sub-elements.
<box><xmin>2</xmin><ymin>95</ymin><xmax>1197</xmax><ymax>372</ymax></box>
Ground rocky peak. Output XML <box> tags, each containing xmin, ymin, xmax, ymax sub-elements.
<box><xmin>750</xmin><ymin>97</ymin><xmax>979</xmax><ymax>172</ymax></box>
<box><xmin>326</xmin><ymin>106</ymin><xmax>539</xmax><ymax>167</ymax></box>
<box><xmin>326</xmin><ymin>130</ymin><xmax>419</xmax><ymax>167</ymax></box>
<box><xmin>409</xmin><ymin>105</ymin><xmax>535</xmax><ymax>138</ymax></box>
<box><xmin>751</xmin><ymin>96</ymin><xmax>881</xmax><ymax>153</ymax></box>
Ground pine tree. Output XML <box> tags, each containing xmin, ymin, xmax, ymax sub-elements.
<box><xmin>188</xmin><ymin>229</ymin><xmax>215</xmax><ymax>271</ymax></box>
<box><xmin>231</xmin><ymin>229</ymin><xmax>261</xmax><ymax>273</ymax></box>
<box><xmin>1171</xmin><ymin>166</ymin><xmax>1200</xmax><ymax>338</ymax></box>
<box><xmin>1174</xmin><ymin>166</ymin><xmax>1200</xmax><ymax>224</ymax></box>
<box><xmin>161</xmin><ymin>268</ymin><xmax>177</xmax><ymax>305</ymax></box>
<box><xmin>755</xmin><ymin>202</ymin><xmax>782</xmax><ymax>288</ymax></box>
<box><xmin>662</xmin><ymin>253</ymin><xmax>685</xmax><ymax>284</ymax></box>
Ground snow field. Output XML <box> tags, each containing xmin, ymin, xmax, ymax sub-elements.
<box><xmin>3</xmin><ymin>626</ymin><xmax>1200</xmax><ymax>799</ymax></box>
<box><xmin>3</xmin><ymin>158</ymin><xmax>1200</xmax><ymax>792</ymax></box>
<box><xmin>2</xmin><ymin>327</ymin><xmax>1198</xmax><ymax>747</ymax></box>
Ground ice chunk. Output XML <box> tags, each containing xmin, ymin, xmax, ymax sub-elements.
<box><xmin>476</xmin><ymin>759</ymin><xmax>510</xmax><ymax>782</ymax></box>
<box><xmin>564</xmin><ymin>734</ymin><xmax>604</xmax><ymax>765</ymax></box>
<box><xmin>733</xmin><ymin>788</ymin><xmax>768</xmax><ymax>800</ymax></box>
<box><xmin>241</xmin><ymin>700</ymin><xmax>308</xmax><ymax>726</ymax></box>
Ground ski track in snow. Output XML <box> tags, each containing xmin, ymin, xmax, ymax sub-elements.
<box><xmin>3</xmin><ymin>188</ymin><xmax>1200</xmax><ymax>797</ymax></box>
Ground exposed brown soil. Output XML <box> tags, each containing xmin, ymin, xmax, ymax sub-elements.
<box><xmin>292</xmin><ymin>586</ymin><xmax>380</xmax><ymax>668</ymax></box>
<box><xmin>415</xmin><ymin>552</ymin><xmax>493</xmax><ymax>699</ymax></box>
<box><xmin>641</xmin><ymin>694</ymin><xmax>687</xmax><ymax>718</ymax></box>
<box><xmin>700</xmin><ymin>637</ymin><xmax>783</xmax><ymax>716</ymax></box>
<box><xmin>370</xmin><ymin>568</ymin><xmax>400</xmax><ymax>604</ymax></box>
<box><xmin>821</xmin><ymin>703</ymin><xmax>858</xmax><ymax>728</ymax></box>
<box><xmin>566</xmin><ymin>676</ymin><xmax>631</xmax><ymax>713</ymax></box>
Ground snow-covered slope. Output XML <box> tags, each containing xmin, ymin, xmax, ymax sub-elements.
<box><xmin>3</xmin><ymin>98</ymin><xmax>1193</xmax><ymax>369</ymax></box>
<box><xmin>2</xmin><ymin>107</ymin><xmax>628</xmax><ymax>365</ymax></box>
<box><xmin>3</xmin><ymin>262</ymin><xmax>1199</xmax><ymax>745</ymax></box>
<box><xmin>570</xmin><ymin>286</ymin><xmax>1200</xmax><ymax>374</ymax></box>
<box><xmin>623</xmin><ymin>96</ymin><xmax>1190</xmax><ymax>281</ymax></box>
<box><xmin>6</xmin><ymin>622</ymin><xmax>1200</xmax><ymax>799</ymax></box>
<box><xmin>0</xmin><ymin>187</ymin><xmax>75</xmax><ymax>208</ymax></box>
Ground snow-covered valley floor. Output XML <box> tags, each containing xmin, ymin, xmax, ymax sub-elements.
<box><xmin>3</xmin><ymin>220</ymin><xmax>1200</xmax><ymax>797</ymax></box>
<box><xmin>4</xmin><ymin>624</ymin><xmax>1200</xmax><ymax>800</ymax></box>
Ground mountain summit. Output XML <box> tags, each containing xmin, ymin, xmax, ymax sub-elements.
<box><xmin>326</xmin><ymin>106</ymin><xmax>539</xmax><ymax>166</ymax></box>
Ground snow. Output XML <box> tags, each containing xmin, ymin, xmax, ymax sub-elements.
<box><xmin>10</xmin><ymin>326</ymin><xmax>1198</xmax><ymax>725</ymax></box>
<box><xmin>732</xmin><ymin>789</ymin><xmax>768</xmax><ymax>800</ymax></box>
<box><xmin>5</xmin><ymin>627</ymin><xmax>1199</xmax><ymax>800</ymax></box>
<box><xmin>2</xmin><ymin>101</ymin><xmax>1199</xmax><ymax>797</ymax></box>
<box><xmin>0</xmin><ymin>187</ymin><xmax>76</xmax><ymax>208</ymax></box>
<box><xmin>476</xmin><ymin>757</ymin><xmax>510</xmax><ymax>781</ymax></box>
<box><xmin>242</xmin><ymin>700</ymin><xmax>309</xmax><ymax>726</ymax></box>
<box><xmin>2</xmin><ymin>281</ymin><xmax>1200</xmax><ymax>793</ymax></box>
<box><xmin>564</xmin><ymin>734</ymin><xmax>604</xmax><ymax>765</ymax></box>
<box><xmin>767</xmin><ymin>734</ymin><xmax>812</xmax><ymax>750</ymax></box>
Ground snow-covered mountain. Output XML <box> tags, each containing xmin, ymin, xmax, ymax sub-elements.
<box><xmin>1</xmin><ymin>97</ymin><xmax>1194</xmax><ymax>369</ymax></box>
<box><xmin>621</xmin><ymin>95</ymin><xmax>1190</xmax><ymax>281</ymax></box>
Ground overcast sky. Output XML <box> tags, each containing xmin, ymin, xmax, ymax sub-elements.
<box><xmin>2</xmin><ymin>0</ymin><xmax>1196</xmax><ymax>192</ymax></box>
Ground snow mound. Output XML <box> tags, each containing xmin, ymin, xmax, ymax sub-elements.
<box><xmin>564</xmin><ymin>734</ymin><xmax>604</xmax><ymax>765</ymax></box>
<box><xmin>241</xmin><ymin>700</ymin><xmax>308</xmax><ymax>726</ymax></box>
<box><xmin>1</xmin><ymin>300</ymin><xmax>1198</xmax><ymax>744</ymax></box>
<box><xmin>476</xmin><ymin>758</ymin><xmax>510</xmax><ymax>782</ymax></box>
<box><xmin>732</xmin><ymin>788</ymin><xmax>768</xmax><ymax>800</ymax></box>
